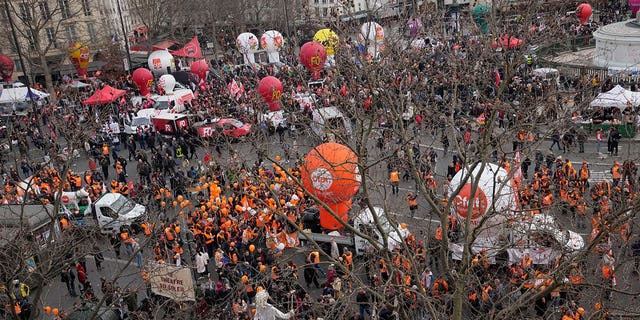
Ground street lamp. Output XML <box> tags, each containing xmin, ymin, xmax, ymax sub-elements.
<box><xmin>115</xmin><ymin>0</ymin><xmax>132</xmax><ymax>74</ymax></box>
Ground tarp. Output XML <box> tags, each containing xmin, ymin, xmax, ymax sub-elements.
<box><xmin>152</xmin><ymin>40</ymin><xmax>180</xmax><ymax>52</ymax></box>
<box><xmin>82</xmin><ymin>85</ymin><xmax>126</xmax><ymax>105</ymax></box>
<box><xmin>590</xmin><ymin>85</ymin><xmax>640</xmax><ymax>110</ymax></box>
<box><xmin>0</xmin><ymin>87</ymin><xmax>50</xmax><ymax>103</ymax></box>
<box><xmin>170</xmin><ymin>36</ymin><xmax>202</xmax><ymax>59</ymax></box>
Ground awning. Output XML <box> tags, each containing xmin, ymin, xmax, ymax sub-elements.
<box><xmin>152</xmin><ymin>40</ymin><xmax>180</xmax><ymax>51</ymax></box>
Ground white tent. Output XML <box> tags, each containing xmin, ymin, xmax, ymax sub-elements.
<box><xmin>0</xmin><ymin>86</ymin><xmax>50</xmax><ymax>104</ymax></box>
<box><xmin>590</xmin><ymin>85</ymin><xmax>640</xmax><ymax>110</ymax></box>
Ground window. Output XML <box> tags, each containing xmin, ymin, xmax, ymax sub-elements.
<box><xmin>315</xmin><ymin>7</ymin><xmax>319</xmax><ymax>16</ymax></box>
<box><xmin>82</xmin><ymin>0</ymin><xmax>91</xmax><ymax>16</ymax></box>
<box><xmin>45</xmin><ymin>27</ymin><xmax>57</xmax><ymax>48</ymax></box>
<box><xmin>19</xmin><ymin>3</ymin><xmax>32</xmax><ymax>21</ymax></box>
<box><xmin>39</xmin><ymin>1</ymin><xmax>50</xmax><ymax>19</ymax></box>
<box><xmin>87</xmin><ymin>23</ymin><xmax>96</xmax><ymax>42</ymax></box>
<box><xmin>65</xmin><ymin>24</ymin><xmax>76</xmax><ymax>41</ymax></box>
<box><xmin>58</xmin><ymin>0</ymin><xmax>70</xmax><ymax>18</ymax></box>
<box><xmin>323</xmin><ymin>7</ymin><xmax>328</xmax><ymax>16</ymax></box>
<box><xmin>100</xmin><ymin>206</ymin><xmax>118</xmax><ymax>219</ymax></box>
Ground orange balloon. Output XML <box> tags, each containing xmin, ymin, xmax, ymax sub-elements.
<box><xmin>175</xmin><ymin>226</ymin><xmax>181</xmax><ymax>233</ymax></box>
<box><xmin>195</xmin><ymin>186</ymin><xmax>202</xmax><ymax>192</ymax></box>
<box><xmin>201</xmin><ymin>205</ymin><xmax>206</xmax><ymax>211</ymax></box>
<box><xmin>161</xmin><ymin>201</ymin><xmax>166</xmax><ymax>207</ymax></box>
<box><xmin>180</xmin><ymin>201</ymin><xmax>186</xmax><ymax>208</ymax></box>
<box><xmin>179</xmin><ymin>211</ymin><xmax>184</xmax><ymax>217</ymax></box>
<box><xmin>275</xmin><ymin>155</ymin><xmax>281</xmax><ymax>161</ymax></box>
<box><xmin>52</xmin><ymin>308</ymin><xmax>59</xmax><ymax>315</ymax></box>
<box><xmin>160</xmin><ymin>188</ymin><xmax>165</xmax><ymax>194</ymax></box>
<box><xmin>44</xmin><ymin>306</ymin><xmax>51</xmax><ymax>314</ymax></box>
<box><xmin>203</xmin><ymin>183</ymin><xmax>209</xmax><ymax>189</ymax></box>
<box><xmin>177</xmin><ymin>195</ymin><xmax>184</xmax><ymax>202</ymax></box>
<box><xmin>173</xmin><ymin>201</ymin><xmax>178</xmax><ymax>207</ymax></box>
<box><xmin>301</xmin><ymin>142</ymin><xmax>360</xmax><ymax>204</ymax></box>
<box><xmin>249</xmin><ymin>244</ymin><xmax>255</xmax><ymax>252</ymax></box>
<box><xmin>318</xmin><ymin>200</ymin><xmax>352</xmax><ymax>230</ymax></box>
<box><xmin>241</xmin><ymin>275</ymin><xmax>248</xmax><ymax>282</ymax></box>
<box><xmin>165</xmin><ymin>191</ymin><xmax>172</xmax><ymax>197</ymax></box>
<box><xmin>270</xmin><ymin>184</ymin><xmax>276</xmax><ymax>190</ymax></box>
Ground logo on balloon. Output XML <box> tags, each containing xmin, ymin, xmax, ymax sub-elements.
<box><xmin>249</xmin><ymin>37</ymin><xmax>258</xmax><ymax>50</ymax></box>
<box><xmin>271</xmin><ymin>89</ymin><xmax>282</xmax><ymax>100</ymax></box>
<box><xmin>310</xmin><ymin>56</ymin><xmax>322</xmax><ymax>68</ymax></box>
<box><xmin>165</xmin><ymin>124</ymin><xmax>172</xmax><ymax>132</ymax></box>
<box><xmin>453</xmin><ymin>183</ymin><xmax>488</xmax><ymax>222</ymax></box>
<box><xmin>152</xmin><ymin>58</ymin><xmax>162</xmax><ymax>70</ymax></box>
<box><xmin>274</xmin><ymin>36</ymin><xmax>283</xmax><ymax>47</ymax></box>
<box><xmin>146</xmin><ymin>79</ymin><xmax>153</xmax><ymax>88</ymax></box>
<box><xmin>311</xmin><ymin>168</ymin><xmax>333</xmax><ymax>191</ymax></box>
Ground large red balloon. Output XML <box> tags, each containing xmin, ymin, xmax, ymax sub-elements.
<box><xmin>190</xmin><ymin>60</ymin><xmax>209</xmax><ymax>82</ymax></box>
<box><xmin>299</xmin><ymin>42</ymin><xmax>327</xmax><ymax>80</ymax></box>
<box><xmin>132</xmin><ymin>68</ymin><xmax>153</xmax><ymax>97</ymax></box>
<box><xmin>632</xmin><ymin>0</ymin><xmax>640</xmax><ymax>17</ymax></box>
<box><xmin>576</xmin><ymin>3</ymin><xmax>592</xmax><ymax>24</ymax></box>
<box><xmin>257</xmin><ymin>76</ymin><xmax>283</xmax><ymax>111</ymax></box>
<box><xmin>0</xmin><ymin>55</ymin><xmax>14</xmax><ymax>82</ymax></box>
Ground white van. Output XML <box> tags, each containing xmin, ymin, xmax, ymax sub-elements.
<box><xmin>310</xmin><ymin>107</ymin><xmax>352</xmax><ymax>139</ymax></box>
<box><xmin>137</xmin><ymin>88</ymin><xmax>195</xmax><ymax>118</ymax></box>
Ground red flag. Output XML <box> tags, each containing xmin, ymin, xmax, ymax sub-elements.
<box><xmin>494</xmin><ymin>71</ymin><xmax>501</xmax><ymax>87</ymax></box>
<box><xmin>340</xmin><ymin>83</ymin><xmax>348</xmax><ymax>96</ymax></box>
<box><xmin>170</xmin><ymin>36</ymin><xmax>203</xmax><ymax>59</ymax></box>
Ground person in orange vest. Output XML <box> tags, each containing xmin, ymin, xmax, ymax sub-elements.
<box><xmin>389</xmin><ymin>167</ymin><xmax>400</xmax><ymax>195</ymax></box>
<box><xmin>611</xmin><ymin>162</ymin><xmax>621</xmax><ymax>187</ymax></box>
<box><xmin>405</xmin><ymin>192</ymin><xmax>418</xmax><ymax>217</ymax></box>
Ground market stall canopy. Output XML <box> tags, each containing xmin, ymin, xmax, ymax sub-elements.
<box><xmin>590</xmin><ymin>85</ymin><xmax>640</xmax><ymax>110</ymax></box>
<box><xmin>0</xmin><ymin>86</ymin><xmax>50</xmax><ymax>103</ymax></box>
<box><xmin>170</xmin><ymin>36</ymin><xmax>202</xmax><ymax>59</ymax></box>
<box><xmin>82</xmin><ymin>85</ymin><xmax>126</xmax><ymax>105</ymax></box>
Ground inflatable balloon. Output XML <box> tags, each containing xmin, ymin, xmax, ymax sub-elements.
<box><xmin>159</xmin><ymin>74</ymin><xmax>176</xmax><ymax>94</ymax></box>
<box><xmin>0</xmin><ymin>54</ymin><xmax>14</xmax><ymax>82</ymax></box>
<box><xmin>148</xmin><ymin>50</ymin><xmax>175</xmax><ymax>75</ymax></box>
<box><xmin>319</xmin><ymin>200</ymin><xmax>352</xmax><ymax>230</ymax></box>
<box><xmin>257</xmin><ymin>76</ymin><xmax>283</xmax><ymax>111</ymax></box>
<box><xmin>236</xmin><ymin>32</ymin><xmax>259</xmax><ymax>64</ymax></box>
<box><xmin>448</xmin><ymin>163</ymin><xmax>515</xmax><ymax>225</ymax></box>
<box><xmin>471</xmin><ymin>4</ymin><xmax>491</xmax><ymax>34</ymax></box>
<box><xmin>491</xmin><ymin>34</ymin><xmax>524</xmax><ymax>49</ymax></box>
<box><xmin>261</xmin><ymin>30</ymin><xmax>284</xmax><ymax>64</ymax></box>
<box><xmin>359</xmin><ymin>22</ymin><xmax>385</xmax><ymax>43</ymax></box>
<box><xmin>132</xmin><ymin>68</ymin><xmax>153</xmax><ymax>97</ymax></box>
<box><xmin>260</xmin><ymin>30</ymin><xmax>284</xmax><ymax>52</ymax></box>
<box><xmin>406</xmin><ymin>18</ymin><xmax>423</xmax><ymax>37</ymax></box>
<box><xmin>358</xmin><ymin>22</ymin><xmax>385</xmax><ymax>59</ymax></box>
<box><xmin>299</xmin><ymin>42</ymin><xmax>327</xmax><ymax>79</ymax></box>
<box><xmin>632</xmin><ymin>0</ymin><xmax>640</xmax><ymax>17</ymax></box>
<box><xmin>576</xmin><ymin>3</ymin><xmax>593</xmax><ymax>24</ymax></box>
<box><xmin>301</xmin><ymin>142</ymin><xmax>360</xmax><ymax>204</ymax></box>
<box><xmin>68</xmin><ymin>42</ymin><xmax>91</xmax><ymax>77</ymax></box>
<box><xmin>313</xmin><ymin>29</ymin><xmax>339</xmax><ymax>55</ymax></box>
<box><xmin>190</xmin><ymin>59</ymin><xmax>209</xmax><ymax>82</ymax></box>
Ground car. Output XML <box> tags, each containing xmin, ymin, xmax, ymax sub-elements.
<box><xmin>193</xmin><ymin>118</ymin><xmax>252</xmax><ymax>140</ymax></box>
<box><xmin>123</xmin><ymin>116</ymin><xmax>152</xmax><ymax>135</ymax></box>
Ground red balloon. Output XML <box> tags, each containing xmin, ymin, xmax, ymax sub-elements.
<box><xmin>576</xmin><ymin>3</ymin><xmax>592</xmax><ymax>24</ymax></box>
<box><xmin>190</xmin><ymin>60</ymin><xmax>209</xmax><ymax>82</ymax></box>
<box><xmin>0</xmin><ymin>55</ymin><xmax>14</xmax><ymax>82</ymax></box>
<box><xmin>299</xmin><ymin>42</ymin><xmax>327</xmax><ymax>80</ymax></box>
<box><xmin>257</xmin><ymin>76</ymin><xmax>283</xmax><ymax>111</ymax></box>
<box><xmin>132</xmin><ymin>68</ymin><xmax>153</xmax><ymax>97</ymax></box>
<box><xmin>632</xmin><ymin>0</ymin><xmax>640</xmax><ymax>17</ymax></box>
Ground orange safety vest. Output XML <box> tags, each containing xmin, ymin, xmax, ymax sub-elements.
<box><xmin>390</xmin><ymin>171</ymin><xmax>400</xmax><ymax>183</ymax></box>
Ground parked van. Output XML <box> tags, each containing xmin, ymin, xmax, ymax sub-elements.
<box><xmin>136</xmin><ymin>89</ymin><xmax>195</xmax><ymax>118</ymax></box>
<box><xmin>310</xmin><ymin>107</ymin><xmax>352</xmax><ymax>139</ymax></box>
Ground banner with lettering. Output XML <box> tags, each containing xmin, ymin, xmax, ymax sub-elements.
<box><xmin>149</xmin><ymin>263</ymin><xmax>196</xmax><ymax>301</ymax></box>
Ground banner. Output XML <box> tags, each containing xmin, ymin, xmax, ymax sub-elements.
<box><xmin>149</xmin><ymin>263</ymin><xmax>196</xmax><ymax>301</ymax></box>
<box><xmin>171</xmin><ymin>37</ymin><xmax>203</xmax><ymax>59</ymax></box>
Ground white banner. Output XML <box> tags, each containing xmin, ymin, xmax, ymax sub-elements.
<box><xmin>507</xmin><ymin>248</ymin><xmax>558</xmax><ymax>265</ymax></box>
<box><xmin>149</xmin><ymin>263</ymin><xmax>196</xmax><ymax>301</ymax></box>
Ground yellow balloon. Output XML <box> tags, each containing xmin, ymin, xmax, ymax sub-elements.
<box><xmin>314</xmin><ymin>29</ymin><xmax>339</xmax><ymax>55</ymax></box>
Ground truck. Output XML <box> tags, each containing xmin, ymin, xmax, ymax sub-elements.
<box><xmin>310</xmin><ymin>107</ymin><xmax>352</xmax><ymax>139</ymax></box>
<box><xmin>446</xmin><ymin>162</ymin><xmax>585</xmax><ymax>265</ymax></box>
<box><xmin>300</xmin><ymin>206</ymin><xmax>407</xmax><ymax>255</ymax></box>
<box><xmin>136</xmin><ymin>89</ymin><xmax>195</xmax><ymax>118</ymax></box>
<box><xmin>58</xmin><ymin>192</ymin><xmax>146</xmax><ymax>234</ymax></box>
